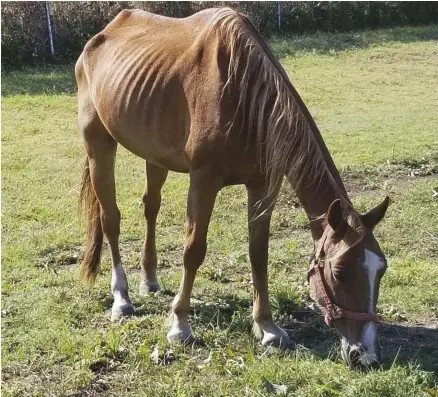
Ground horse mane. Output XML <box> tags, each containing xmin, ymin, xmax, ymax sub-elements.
<box><xmin>210</xmin><ymin>8</ymin><xmax>350</xmax><ymax>205</ymax></box>
<box><xmin>210</xmin><ymin>8</ymin><xmax>365</xmax><ymax>250</ymax></box>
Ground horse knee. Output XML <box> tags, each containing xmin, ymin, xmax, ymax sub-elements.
<box><xmin>183</xmin><ymin>239</ymin><xmax>207</xmax><ymax>270</ymax></box>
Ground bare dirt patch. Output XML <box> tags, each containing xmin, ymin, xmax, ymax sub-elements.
<box><xmin>342</xmin><ymin>155</ymin><xmax>438</xmax><ymax>196</ymax></box>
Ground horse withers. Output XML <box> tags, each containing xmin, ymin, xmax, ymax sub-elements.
<box><xmin>76</xmin><ymin>7</ymin><xmax>389</xmax><ymax>367</ymax></box>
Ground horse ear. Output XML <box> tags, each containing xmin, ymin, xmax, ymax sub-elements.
<box><xmin>327</xmin><ymin>199</ymin><xmax>348</xmax><ymax>237</ymax></box>
<box><xmin>361</xmin><ymin>196</ymin><xmax>390</xmax><ymax>229</ymax></box>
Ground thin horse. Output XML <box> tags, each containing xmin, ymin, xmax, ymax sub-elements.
<box><xmin>76</xmin><ymin>8</ymin><xmax>390</xmax><ymax>366</ymax></box>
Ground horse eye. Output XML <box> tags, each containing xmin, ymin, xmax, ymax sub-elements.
<box><xmin>332</xmin><ymin>266</ymin><xmax>347</xmax><ymax>282</ymax></box>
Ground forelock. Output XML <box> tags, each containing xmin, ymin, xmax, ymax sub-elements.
<box><xmin>328</xmin><ymin>210</ymin><xmax>365</xmax><ymax>261</ymax></box>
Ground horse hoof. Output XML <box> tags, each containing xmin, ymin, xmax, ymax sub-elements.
<box><xmin>139</xmin><ymin>281</ymin><xmax>161</xmax><ymax>296</ymax></box>
<box><xmin>167</xmin><ymin>326</ymin><xmax>194</xmax><ymax>345</ymax></box>
<box><xmin>111</xmin><ymin>303</ymin><xmax>135</xmax><ymax>321</ymax></box>
<box><xmin>262</xmin><ymin>331</ymin><xmax>295</xmax><ymax>350</ymax></box>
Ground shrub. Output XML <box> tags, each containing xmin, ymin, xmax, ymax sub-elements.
<box><xmin>2</xmin><ymin>1</ymin><xmax>438</xmax><ymax>70</ymax></box>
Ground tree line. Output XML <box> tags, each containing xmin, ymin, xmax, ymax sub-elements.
<box><xmin>2</xmin><ymin>1</ymin><xmax>438</xmax><ymax>69</ymax></box>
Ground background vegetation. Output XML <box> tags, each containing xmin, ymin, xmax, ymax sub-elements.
<box><xmin>2</xmin><ymin>25</ymin><xmax>438</xmax><ymax>396</ymax></box>
<box><xmin>2</xmin><ymin>1</ymin><xmax>438</xmax><ymax>69</ymax></box>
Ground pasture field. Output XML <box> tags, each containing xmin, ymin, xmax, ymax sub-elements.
<box><xmin>2</xmin><ymin>26</ymin><xmax>438</xmax><ymax>396</ymax></box>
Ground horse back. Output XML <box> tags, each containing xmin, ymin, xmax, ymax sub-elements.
<box><xmin>77</xmin><ymin>8</ymin><xmax>263</xmax><ymax>180</ymax></box>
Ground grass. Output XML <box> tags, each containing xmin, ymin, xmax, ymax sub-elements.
<box><xmin>2</xmin><ymin>25</ymin><xmax>438</xmax><ymax>396</ymax></box>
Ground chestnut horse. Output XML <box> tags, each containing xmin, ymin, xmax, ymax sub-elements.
<box><xmin>76</xmin><ymin>8</ymin><xmax>389</xmax><ymax>366</ymax></box>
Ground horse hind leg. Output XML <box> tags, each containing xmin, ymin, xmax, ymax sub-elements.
<box><xmin>80</xmin><ymin>109</ymin><xmax>134</xmax><ymax>321</ymax></box>
<box><xmin>139</xmin><ymin>162</ymin><xmax>168</xmax><ymax>295</ymax></box>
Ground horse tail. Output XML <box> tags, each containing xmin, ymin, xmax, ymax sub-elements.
<box><xmin>79</xmin><ymin>157</ymin><xmax>103</xmax><ymax>283</ymax></box>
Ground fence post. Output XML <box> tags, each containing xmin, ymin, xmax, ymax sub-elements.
<box><xmin>276</xmin><ymin>2</ymin><xmax>281</xmax><ymax>32</ymax></box>
<box><xmin>45</xmin><ymin>1</ymin><xmax>55</xmax><ymax>56</ymax></box>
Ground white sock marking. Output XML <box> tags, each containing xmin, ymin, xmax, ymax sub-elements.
<box><xmin>111</xmin><ymin>264</ymin><xmax>130</xmax><ymax>306</ymax></box>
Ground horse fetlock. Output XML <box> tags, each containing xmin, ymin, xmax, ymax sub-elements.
<box><xmin>139</xmin><ymin>279</ymin><xmax>161</xmax><ymax>295</ymax></box>
<box><xmin>110</xmin><ymin>287</ymin><xmax>134</xmax><ymax>321</ymax></box>
<box><xmin>111</xmin><ymin>300</ymin><xmax>135</xmax><ymax>321</ymax></box>
<box><xmin>254</xmin><ymin>321</ymin><xmax>295</xmax><ymax>350</ymax></box>
<box><xmin>167</xmin><ymin>315</ymin><xmax>194</xmax><ymax>344</ymax></box>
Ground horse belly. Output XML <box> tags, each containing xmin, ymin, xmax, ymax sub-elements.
<box><xmin>104</xmin><ymin>111</ymin><xmax>190</xmax><ymax>173</ymax></box>
<box><xmin>94</xmin><ymin>68</ymin><xmax>191</xmax><ymax>172</ymax></box>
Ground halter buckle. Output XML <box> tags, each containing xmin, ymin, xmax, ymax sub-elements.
<box><xmin>328</xmin><ymin>304</ymin><xmax>343</xmax><ymax>320</ymax></box>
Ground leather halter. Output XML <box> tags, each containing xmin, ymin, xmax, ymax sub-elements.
<box><xmin>307</xmin><ymin>229</ymin><xmax>383</xmax><ymax>327</ymax></box>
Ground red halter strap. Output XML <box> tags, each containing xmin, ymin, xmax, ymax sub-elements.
<box><xmin>307</xmin><ymin>232</ymin><xmax>383</xmax><ymax>327</ymax></box>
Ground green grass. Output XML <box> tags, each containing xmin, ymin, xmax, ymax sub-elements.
<box><xmin>2</xmin><ymin>26</ymin><xmax>438</xmax><ymax>396</ymax></box>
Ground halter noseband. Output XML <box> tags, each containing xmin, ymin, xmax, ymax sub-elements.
<box><xmin>307</xmin><ymin>230</ymin><xmax>382</xmax><ymax>327</ymax></box>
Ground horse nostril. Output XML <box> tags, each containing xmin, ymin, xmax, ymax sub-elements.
<box><xmin>367</xmin><ymin>359</ymin><xmax>380</xmax><ymax>369</ymax></box>
<box><xmin>348</xmin><ymin>346</ymin><xmax>364</xmax><ymax>364</ymax></box>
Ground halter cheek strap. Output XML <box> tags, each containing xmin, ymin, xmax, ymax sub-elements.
<box><xmin>307</xmin><ymin>231</ymin><xmax>383</xmax><ymax>327</ymax></box>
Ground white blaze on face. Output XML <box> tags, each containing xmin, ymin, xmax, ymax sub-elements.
<box><xmin>360</xmin><ymin>249</ymin><xmax>385</xmax><ymax>364</ymax></box>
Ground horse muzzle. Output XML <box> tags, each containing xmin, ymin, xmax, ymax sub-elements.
<box><xmin>341</xmin><ymin>337</ymin><xmax>382</xmax><ymax>367</ymax></box>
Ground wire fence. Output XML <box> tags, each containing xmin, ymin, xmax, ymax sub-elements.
<box><xmin>2</xmin><ymin>1</ymin><xmax>438</xmax><ymax>69</ymax></box>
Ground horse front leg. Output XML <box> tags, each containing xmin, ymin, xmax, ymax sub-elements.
<box><xmin>167</xmin><ymin>169</ymin><xmax>221</xmax><ymax>343</ymax></box>
<box><xmin>247</xmin><ymin>184</ymin><xmax>295</xmax><ymax>349</ymax></box>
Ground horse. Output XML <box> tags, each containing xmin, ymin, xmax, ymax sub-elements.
<box><xmin>75</xmin><ymin>7</ymin><xmax>390</xmax><ymax>367</ymax></box>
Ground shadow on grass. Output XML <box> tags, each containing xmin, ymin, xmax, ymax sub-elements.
<box><xmin>271</xmin><ymin>24</ymin><xmax>438</xmax><ymax>58</ymax></box>
<box><xmin>101</xmin><ymin>286</ymin><xmax>438</xmax><ymax>374</ymax></box>
<box><xmin>380</xmin><ymin>322</ymin><xmax>438</xmax><ymax>375</ymax></box>
<box><xmin>294</xmin><ymin>319</ymin><xmax>438</xmax><ymax>374</ymax></box>
<box><xmin>276</xmin><ymin>304</ymin><xmax>438</xmax><ymax>375</ymax></box>
<box><xmin>185</xmin><ymin>293</ymin><xmax>438</xmax><ymax>373</ymax></box>
<box><xmin>1</xmin><ymin>65</ymin><xmax>76</xmax><ymax>97</ymax></box>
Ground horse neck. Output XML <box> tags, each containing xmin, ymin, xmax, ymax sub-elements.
<box><xmin>276</xmin><ymin>74</ymin><xmax>351</xmax><ymax>240</ymax></box>
<box><xmin>286</xmin><ymin>146</ymin><xmax>350</xmax><ymax>241</ymax></box>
